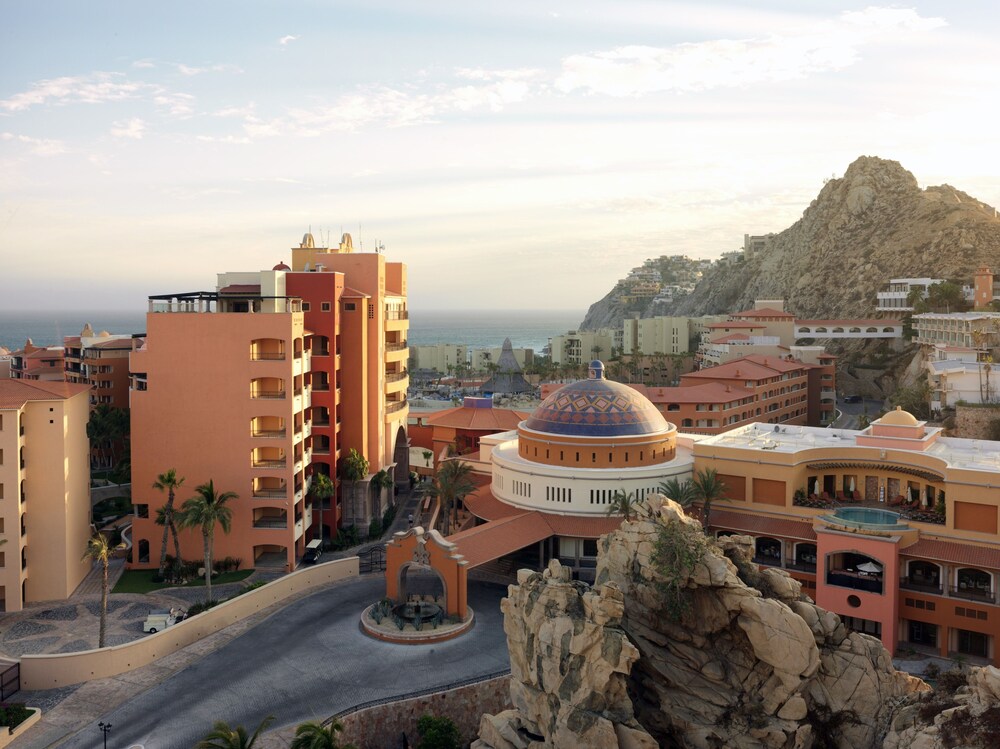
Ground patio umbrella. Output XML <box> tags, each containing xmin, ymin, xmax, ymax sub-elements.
<box><xmin>849</xmin><ymin>477</ymin><xmax>856</xmax><ymax>493</ymax></box>
<box><xmin>858</xmin><ymin>562</ymin><xmax>882</xmax><ymax>573</ymax></box>
<box><xmin>814</xmin><ymin>479</ymin><xmax>820</xmax><ymax>495</ymax></box>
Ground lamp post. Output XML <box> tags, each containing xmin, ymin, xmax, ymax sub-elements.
<box><xmin>98</xmin><ymin>721</ymin><xmax>112</xmax><ymax>749</ymax></box>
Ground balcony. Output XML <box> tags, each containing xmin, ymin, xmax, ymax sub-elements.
<box><xmin>386</xmin><ymin>310</ymin><xmax>409</xmax><ymax>320</ymax></box>
<box><xmin>385</xmin><ymin>341</ymin><xmax>408</xmax><ymax>352</ymax></box>
<box><xmin>951</xmin><ymin>586</ymin><xmax>995</xmax><ymax>603</ymax></box>
<box><xmin>386</xmin><ymin>370</ymin><xmax>408</xmax><ymax>383</ymax></box>
<box><xmin>252</xmin><ymin>428</ymin><xmax>286</xmax><ymax>439</ymax></box>
<box><xmin>901</xmin><ymin>577</ymin><xmax>943</xmax><ymax>595</ymax></box>
<box><xmin>252</xmin><ymin>448</ymin><xmax>287</xmax><ymax>469</ymax></box>
<box><xmin>254</xmin><ymin>514</ymin><xmax>288</xmax><ymax>529</ymax></box>
<box><xmin>385</xmin><ymin>399</ymin><xmax>407</xmax><ymax>415</ymax></box>
<box><xmin>253</xmin><ymin>487</ymin><xmax>287</xmax><ymax>499</ymax></box>
<box><xmin>252</xmin><ymin>390</ymin><xmax>286</xmax><ymax>400</ymax></box>
<box><xmin>826</xmin><ymin>570</ymin><xmax>883</xmax><ymax>594</ymax></box>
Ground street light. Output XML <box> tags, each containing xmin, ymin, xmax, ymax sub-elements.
<box><xmin>98</xmin><ymin>722</ymin><xmax>112</xmax><ymax>749</ymax></box>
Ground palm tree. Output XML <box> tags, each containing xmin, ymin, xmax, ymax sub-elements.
<box><xmin>373</xmin><ymin>469</ymin><xmax>395</xmax><ymax>514</ymax></box>
<box><xmin>196</xmin><ymin>715</ymin><xmax>274</xmax><ymax>749</ymax></box>
<box><xmin>82</xmin><ymin>533</ymin><xmax>118</xmax><ymax>648</ymax></box>
<box><xmin>691</xmin><ymin>467</ymin><xmax>728</xmax><ymax>529</ymax></box>
<box><xmin>606</xmin><ymin>489</ymin><xmax>640</xmax><ymax>521</ymax></box>
<box><xmin>658</xmin><ymin>477</ymin><xmax>698</xmax><ymax>508</ymax></box>
<box><xmin>290</xmin><ymin>720</ymin><xmax>355</xmax><ymax>749</ymax></box>
<box><xmin>310</xmin><ymin>472</ymin><xmax>335</xmax><ymax>547</ymax></box>
<box><xmin>153</xmin><ymin>468</ymin><xmax>185</xmax><ymax>580</ymax></box>
<box><xmin>425</xmin><ymin>460</ymin><xmax>475</xmax><ymax>536</ymax></box>
<box><xmin>178</xmin><ymin>480</ymin><xmax>236</xmax><ymax>602</ymax></box>
<box><xmin>340</xmin><ymin>448</ymin><xmax>370</xmax><ymax>531</ymax></box>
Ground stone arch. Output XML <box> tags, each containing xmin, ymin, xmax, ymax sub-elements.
<box><xmin>385</xmin><ymin>527</ymin><xmax>468</xmax><ymax>618</ymax></box>
<box><xmin>397</xmin><ymin>561</ymin><xmax>447</xmax><ymax>603</ymax></box>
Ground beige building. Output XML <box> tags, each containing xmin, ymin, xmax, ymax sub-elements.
<box><xmin>914</xmin><ymin>312</ymin><xmax>1000</xmax><ymax>350</ymax></box>
<box><xmin>550</xmin><ymin>329</ymin><xmax>615</xmax><ymax>365</ymax></box>
<box><xmin>410</xmin><ymin>343</ymin><xmax>469</xmax><ymax>374</ymax></box>
<box><xmin>0</xmin><ymin>379</ymin><xmax>92</xmax><ymax>611</ymax></box>
<box><xmin>622</xmin><ymin>316</ymin><xmax>692</xmax><ymax>355</ymax></box>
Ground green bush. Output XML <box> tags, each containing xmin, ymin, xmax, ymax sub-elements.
<box><xmin>0</xmin><ymin>703</ymin><xmax>33</xmax><ymax>728</ymax></box>
<box><xmin>368</xmin><ymin>517</ymin><xmax>382</xmax><ymax>538</ymax></box>
<box><xmin>187</xmin><ymin>599</ymin><xmax>221</xmax><ymax>616</ymax></box>
<box><xmin>416</xmin><ymin>714</ymin><xmax>461</xmax><ymax>749</ymax></box>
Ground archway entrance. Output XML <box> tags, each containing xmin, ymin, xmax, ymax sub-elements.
<box><xmin>385</xmin><ymin>527</ymin><xmax>468</xmax><ymax>619</ymax></box>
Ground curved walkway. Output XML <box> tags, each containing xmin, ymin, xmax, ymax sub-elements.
<box><xmin>24</xmin><ymin>577</ymin><xmax>509</xmax><ymax>749</ymax></box>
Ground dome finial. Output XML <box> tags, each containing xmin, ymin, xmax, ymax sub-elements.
<box><xmin>589</xmin><ymin>360</ymin><xmax>605</xmax><ymax>380</ymax></box>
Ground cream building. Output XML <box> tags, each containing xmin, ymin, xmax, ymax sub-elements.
<box><xmin>410</xmin><ymin>343</ymin><xmax>469</xmax><ymax>374</ymax></box>
<box><xmin>550</xmin><ymin>330</ymin><xmax>615</xmax><ymax>365</ymax></box>
<box><xmin>0</xmin><ymin>379</ymin><xmax>92</xmax><ymax>611</ymax></box>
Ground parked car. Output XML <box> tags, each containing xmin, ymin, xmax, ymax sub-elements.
<box><xmin>143</xmin><ymin>610</ymin><xmax>177</xmax><ymax>633</ymax></box>
<box><xmin>302</xmin><ymin>538</ymin><xmax>323</xmax><ymax>565</ymax></box>
<box><xmin>844</xmin><ymin>394</ymin><xmax>863</xmax><ymax>403</ymax></box>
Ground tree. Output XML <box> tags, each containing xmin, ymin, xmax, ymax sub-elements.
<box><xmin>658</xmin><ymin>477</ymin><xmax>698</xmax><ymax>508</ymax></box>
<box><xmin>310</xmin><ymin>472</ymin><xmax>336</xmax><ymax>547</ymax></box>
<box><xmin>606</xmin><ymin>489</ymin><xmax>640</xmax><ymax>521</ymax></box>
<box><xmin>290</xmin><ymin>720</ymin><xmax>355</xmax><ymax>749</ymax></box>
<box><xmin>425</xmin><ymin>460</ymin><xmax>475</xmax><ymax>536</ymax></box>
<box><xmin>416</xmin><ymin>714</ymin><xmax>461</xmax><ymax>749</ymax></box>
<box><xmin>153</xmin><ymin>468</ymin><xmax>185</xmax><ymax>580</ymax></box>
<box><xmin>691</xmin><ymin>467</ymin><xmax>728</xmax><ymax>529</ymax></box>
<box><xmin>373</xmin><ymin>469</ymin><xmax>396</xmax><ymax>511</ymax></box>
<box><xmin>196</xmin><ymin>716</ymin><xmax>274</xmax><ymax>749</ymax></box>
<box><xmin>178</xmin><ymin>480</ymin><xmax>236</xmax><ymax>602</ymax></box>
<box><xmin>82</xmin><ymin>532</ymin><xmax>119</xmax><ymax>648</ymax></box>
<box><xmin>422</xmin><ymin>450</ymin><xmax>433</xmax><ymax>467</ymax></box>
<box><xmin>340</xmin><ymin>448</ymin><xmax>370</xmax><ymax>531</ymax></box>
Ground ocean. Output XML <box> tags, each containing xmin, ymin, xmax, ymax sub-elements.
<box><xmin>0</xmin><ymin>308</ymin><xmax>585</xmax><ymax>354</ymax></box>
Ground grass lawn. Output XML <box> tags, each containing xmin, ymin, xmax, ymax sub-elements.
<box><xmin>113</xmin><ymin>569</ymin><xmax>255</xmax><ymax>595</ymax></box>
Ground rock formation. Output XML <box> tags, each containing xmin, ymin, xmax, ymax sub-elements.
<box><xmin>884</xmin><ymin>666</ymin><xmax>1000</xmax><ymax>749</ymax></box>
<box><xmin>580</xmin><ymin>156</ymin><xmax>1000</xmax><ymax>330</ymax></box>
<box><xmin>476</xmin><ymin>497</ymin><xmax>931</xmax><ymax>748</ymax></box>
<box><xmin>473</xmin><ymin>561</ymin><xmax>656</xmax><ymax>749</ymax></box>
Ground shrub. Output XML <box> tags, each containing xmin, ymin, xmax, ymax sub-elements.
<box><xmin>187</xmin><ymin>599</ymin><xmax>221</xmax><ymax>616</ymax></box>
<box><xmin>0</xmin><ymin>703</ymin><xmax>33</xmax><ymax>728</ymax></box>
<box><xmin>416</xmin><ymin>714</ymin><xmax>461</xmax><ymax>749</ymax></box>
<box><xmin>368</xmin><ymin>517</ymin><xmax>382</xmax><ymax>539</ymax></box>
<box><xmin>936</xmin><ymin>668</ymin><xmax>968</xmax><ymax>694</ymax></box>
<box><xmin>652</xmin><ymin>518</ymin><xmax>711</xmax><ymax>622</ymax></box>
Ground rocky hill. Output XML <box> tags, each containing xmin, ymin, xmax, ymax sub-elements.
<box><xmin>580</xmin><ymin>156</ymin><xmax>1000</xmax><ymax>329</ymax></box>
<box><xmin>474</xmin><ymin>497</ymin><xmax>940</xmax><ymax>749</ymax></box>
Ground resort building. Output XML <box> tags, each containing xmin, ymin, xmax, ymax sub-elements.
<box><xmin>913</xmin><ymin>312</ymin><xmax>1000</xmax><ymax>350</ymax></box>
<box><xmin>448</xmin><ymin>361</ymin><xmax>694</xmax><ymax>583</ymax></box>
<box><xmin>471</xmin><ymin>345</ymin><xmax>533</xmax><ymax>373</ymax></box>
<box><xmin>877</xmin><ymin>278</ymin><xmax>945</xmax><ymax>313</ymax></box>
<box><xmin>925</xmin><ymin>344</ymin><xmax>997</xmax><ymax>410</ymax></box>
<box><xmin>63</xmin><ymin>326</ymin><xmax>136</xmax><ymax>410</ymax></box>
<box><xmin>408</xmin><ymin>397</ymin><xmax>529</xmax><ymax>470</ymax></box>
<box><xmin>0</xmin><ymin>379</ymin><xmax>92</xmax><ymax>611</ymax></box>
<box><xmin>622</xmin><ymin>316</ymin><xmax>694</xmax><ymax>356</ymax></box>
<box><xmin>10</xmin><ymin>343</ymin><xmax>65</xmax><ymax>382</ymax></box>
<box><xmin>550</xmin><ymin>329</ymin><xmax>616</xmax><ymax>366</ymax></box>
<box><xmin>129</xmin><ymin>232</ymin><xmax>409</xmax><ymax>573</ymax></box>
<box><xmin>970</xmin><ymin>266</ymin><xmax>1000</xmax><ymax>310</ymax></box>
<box><xmin>794</xmin><ymin>319</ymin><xmax>903</xmax><ymax>340</ymax></box>
<box><xmin>693</xmin><ymin>409</ymin><xmax>1000</xmax><ymax>666</ymax></box>
<box><xmin>410</xmin><ymin>344</ymin><xmax>469</xmax><ymax>376</ymax></box>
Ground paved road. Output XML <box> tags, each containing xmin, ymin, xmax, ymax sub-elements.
<box><xmin>55</xmin><ymin>577</ymin><xmax>509</xmax><ymax>749</ymax></box>
<box><xmin>833</xmin><ymin>397</ymin><xmax>886</xmax><ymax>429</ymax></box>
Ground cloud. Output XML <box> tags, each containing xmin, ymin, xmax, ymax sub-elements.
<box><xmin>154</xmin><ymin>93</ymin><xmax>196</xmax><ymax>116</ymax></box>
<box><xmin>110</xmin><ymin>118</ymin><xmax>146</xmax><ymax>139</ymax></box>
<box><xmin>0</xmin><ymin>72</ymin><xmax>152</xmax><ymax>112</ymax></box>
<box><xmin>1</xmin><ymin>132</ymin><xmax>67</xmax><ymax>156</ymax></box>
<box><xmin>556</xmin><ymin>6</ymin><xmax>946</xmax><ymax>96</ymax></box>
<box><xmin>279</xmin><ymin>35</ymin><xmax>299</xmax><ymax>45</ymax></box>
<box><xmin>132</xmin><ymin>59</ymin><xmax>156</xmax><ymax>69</ymax></box>
<box><xmin>173</xmin><ymin>63</ymin><xmax>243</xmax><ymax>76</ymax></box>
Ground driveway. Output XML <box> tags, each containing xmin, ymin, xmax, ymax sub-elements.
<box><xmin>51</xmin><ymin>577</ymin><xmax>509</xmax><ymax>749</ymax></box>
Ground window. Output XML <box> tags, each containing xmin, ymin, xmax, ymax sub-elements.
<box><xmin>321</xmin><ymin>302</ymin><xmax>331</xmax><ymax>312</ymax></box>
<box><xmin>135</xmin><ymin>504</ymin><xmax>149</xmax><ymax>519</ymax></box>
<box><xmin>345</xmin><ymin>302</ymin><xmax>356</xmax><ymax>311</ymax></box>
<box><xmin>138</xmin><ymin>539</ymin><xmax>150</xmax><ymax>564</ymax></box>
<box><xmin>301</xmin><ymin>302</ymin><xmax>311</xmax><ymax>311</ymax></box>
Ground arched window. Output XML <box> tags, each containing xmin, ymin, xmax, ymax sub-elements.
<box><xmin>883</xmin><ymin>327</ymin><xmax>894</xmax><ymax>333</ymax></box>
<box><xmin>832</xmin><ymin>327</ymin><xmax>844</xmax><ymax>334</ymax></box>
<box><xmin>866</xmin><ymin>327</ymin><xmax>878</xmax><ymax>333</ymax></box>
<box><xmin>907</xmin><ymin>560</ymin><xmax>941</xmax><ymax>590</ymax></box>
<box><xmin>815</xmin><ymin>327</ymin><xmax>827</xmax><ymax>333</ymax></box>
<box><xmin>957</xmin><ymin>568</ymin><xmax>992</xmax><ymax>595</ymax></box>
<box><xmin>755</xmin><ymin>537</ymin><xmax>782</xmax><ymax>562</ymax></box>
<box><xmin>849</xmin><ymin>327</ymin><xmax>861</xmax><ymax>334</ymax></box>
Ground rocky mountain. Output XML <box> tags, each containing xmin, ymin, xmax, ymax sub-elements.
<box><xmin>580</xmin><ymin>156</ymin><xmax>1000</xmax><ymax>329</ymax></box>
<box><xmin>474</xmin><ymin>497</ymin><xmax>938</xmax><ymax>748</ymax></box>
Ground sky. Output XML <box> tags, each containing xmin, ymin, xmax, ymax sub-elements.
<box><xmin>2</xmin><ymin>1</ymin><xmax>1000</xmax><ymax>311</ymax></box>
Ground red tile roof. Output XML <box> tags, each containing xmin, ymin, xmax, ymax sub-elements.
<box><xmin>341</xmin><ymin>286</ymin><xmax>369</xmax><ymax>298</ymax></box>
<box><xmin>710</xmin><ymin>509</ymin><xmax>817</xmax><ymax>541</ymax></box>
<box><xmin>0</xmin><ymin>379</ymin><xmax>91</xmax><ymax>409</ymax></box>
<box><xmin>448</xmin><ymin>512</ymin><xmax>553</xmax><ymax>568</ymax></box>
<box><xmin>543</xmin><ymin>514</ymin><xmax>624</xmax><ymax>538</ymax></box>
<box><xmin>900</xmin><ymin>538</ymin><xmax>1000</xmax><ymax>570</ymax></box>
<box><xmin>464</xmin><ymin>486</ymin><xmax>523</xmax><ymax>521</ymax></box>
<box><xmin>423</xmin><ymin>405</ymin><xmax>528</xmax><ymax>431</ymax></box>
<box><xmin>796</xmin><ymin>319</ymin><xmax>903</xmax><ymax>326</ymax></box>
<box><xmin>641</xmin><ymin>382</ymin><xmax>753</xmax><ymax>404</ymax></box>
<box><xmin>706</xmin><ymin>321</ymin><xmax>766</xmax><ymax>329</ymax></box>
<box><xmin>218</xmin><ymin>284</ymin><xmax>261</xmax><ymax>294</ymax></box>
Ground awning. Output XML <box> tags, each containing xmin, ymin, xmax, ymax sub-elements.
<box><xmin>711</xmin><ymin>509</ymin><xmax>817</xmax><ymax>541</ymax></box>
<box><xmin>448</xmin><ymin>513</ymin><xmax>553</xmax><ymax>568</ymax></box>
<box><xmin>806</xmin><ymin>461</ymin><xmax>944</xmax><ymax>483</ymax></box>
<box><xmin>900</xmin><ymin>538</ymin><xmax>1000</xmax><ymax>570</ymax></box>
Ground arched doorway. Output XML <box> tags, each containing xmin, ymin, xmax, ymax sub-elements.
<box><xmin>398</xmin><ymin>562</ymin><xmax>447</xmax><ymax>606</ymax></box>
<box><xmin>385</xmin><ymin>527</ymin><xmax>468</xmax><ymax>619</ymax></box>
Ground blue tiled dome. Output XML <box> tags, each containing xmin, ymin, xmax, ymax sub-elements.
<box><xmin>524</xmin><ymin>361</ymin><xmax>669</xmax><ymax>437</ymax></box>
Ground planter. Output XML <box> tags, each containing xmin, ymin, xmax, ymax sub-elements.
<box><xmin>0</xmin><ymin>707</ymin><xmax>41</xmax><ymax>748</ymax></box>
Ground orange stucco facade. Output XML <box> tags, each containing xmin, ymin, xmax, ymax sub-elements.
<box><xmin>695</xmin><ymin>411</ymin><xmax>1000</xmax><ymax>664</ymax></box>
<box><xmin>128</xmin><ymin>233</ymin><xmax>409</xmax><ymax>573</ymax></box>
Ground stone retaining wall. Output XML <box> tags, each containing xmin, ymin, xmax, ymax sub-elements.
<box><xmin>955</xmin><ymin>403</ymin><xmax>1000</xmax><ymax>439</ymax></box>
<box><xmin>338</xmin><ymin>675</ymin><xmax>511</xmax><ymax>749</ymax></box>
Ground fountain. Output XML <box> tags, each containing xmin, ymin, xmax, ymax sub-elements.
<box><xmin>392</xmin><ymin>598</ymin><xmax>442</xmax><ymax>625</ymax></box>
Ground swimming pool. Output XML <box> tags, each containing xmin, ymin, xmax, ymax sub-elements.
<box><xmin>820</xmin><ymin>507</ymin><xmax>908</xmax><ymax>531</ymax></box>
